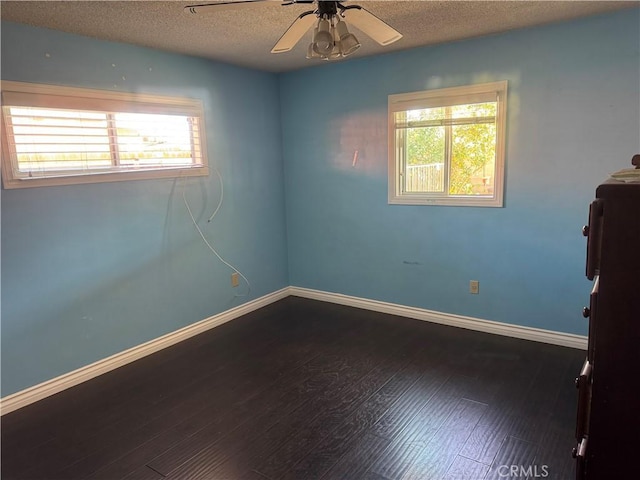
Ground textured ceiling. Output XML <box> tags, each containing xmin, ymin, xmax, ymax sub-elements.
<box><xmin>1</xmin><ymin>0</ymin><xmax>637</xmax><ymax>72</ymax></box>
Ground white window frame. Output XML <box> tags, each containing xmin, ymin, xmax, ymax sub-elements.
<box><xmin>388</xmin><ymin>81</ymin><xmax>507</xmax><ymax>207</ymax></box>
<box><xmin>1</xmin><ymin>81</ymin><xmax>209</xmax><ymax>189</ymax></box>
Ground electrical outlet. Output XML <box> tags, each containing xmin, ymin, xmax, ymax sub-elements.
<box><xmin>470</xmin><ymin>280</ymin><xmax>479</xmax><ymax>294</ymax></box>
<box><xmin>231</xmin><ymin>272</ymin><xmax>239</xmax><ymax>287</ymax></box>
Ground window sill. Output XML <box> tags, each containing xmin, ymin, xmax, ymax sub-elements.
<box><xmin>1</xmin><ymin>165</ymin><xmax>209</xmax><ymax>189</ymax></box>
<box><xmin>388</xmin><ymin>194</ymin><xmax>503</xmax><ymax>207</ymax></box>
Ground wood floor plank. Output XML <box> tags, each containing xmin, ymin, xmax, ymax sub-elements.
<box><xmin>279</xmin><ymin>356</ymin><xmax>422</xmax><ymax>480</ymax></box>
<box><xmin>458</xmin><ymin>413</ymin><xmax>514</xmax><ymax>465</ymax></box>
<box><xmin>533</xmin><ymin>423</ymin><xmax>575</xmax><ymax>480</ymax></box>
<box><xmin>483</xmin><ymin>435</ymin><xmax>538</xmax><ymax>480</ymax></box>
<box><xmin>458</xmin><ymin>342</ymin><xmax>540</xmax><ymax>462</ymax></box>
<box><xmin>401</xmin><ymin>399</ymin><xmax>487</xmax><ymax>480</ymax></box>
<box><xmin>240</xmin><ymin>470</ymin><xmax>275</xmax><ymax>480</ymax></box>
<box><xmin>369</xmin><ymin>440</ymin><xmax>426</xmax><ymax>480</ymax></box>
<box><xmin>368</xmin><ymin>365</ymin><xmax>449</xmax><ymax>440</ymax></box>
<box><xmin>507</xmin><ymin>351</ymin><xmax>573</xmax><ymax>446</ymax></box>
<box><xmin>121</xmin><ymin>465</ymin><xmax>166</xmax><ymax>480</ymax></box>
<box><xmin>369</xmin><ymin>373</ymin><xmax>481</xmax><ymax>480</ymax></box>
<box><xmin>443</xmin><ymin>456</ymin><xmax>491</xmax><ymax>480</ymax></box>
<box><xmin>322</xmin><ymin>433</ymin><xmax>392</xmax><ymax>480</ymax></box>
<box><xmin>358</xmin><ymin>472</ymin><xmax>389</xmax><ymax>480</ymax></box>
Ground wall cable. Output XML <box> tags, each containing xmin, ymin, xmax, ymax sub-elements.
<box><xmin>182</xmin><ymin>170</ymin><xmax>251</xmax><ymax>297</ymax></box>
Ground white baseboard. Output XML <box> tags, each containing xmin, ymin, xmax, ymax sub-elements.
<box><xmin>0</xmin><ymin>287</ymin><xmax>290</xmax><ymax>416</ymax></box>
<box><xmin>1</xmin><ymin>285</ymin><xmax>587</xmax><ymax>415</ymax></box>
<box><xmin>289</xmin><ymin>287</ymin><xmax>588</xmax><ymax>350</ymax></box>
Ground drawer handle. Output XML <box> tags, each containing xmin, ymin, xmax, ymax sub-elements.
<box><xmin>580</xmin><ymin>360</ymin><xmax>592</xmax><ymax>378</ymax></box>
<box><xmin>582</xmin><ymin>225</ymin><xmax>589</xmax><ymax>237</ymax></box>
<box><xmin>573</xmin><ymin>438</ymin><xmax>588</xmax><ymax>458</ymax></box>
<box><xmin>585</xmin><ymin>200</ymin><xmax>604</xmax><ymax>281</ymax></box>
<box><xmin>582</xmin><ymin>307</ymin><xmax>590</xmax><ymax>318</ymax></box>
<box><xmin>575</xmin><ymin>360</ymin><xmax>592</xmax><ymax>440</ymax></box>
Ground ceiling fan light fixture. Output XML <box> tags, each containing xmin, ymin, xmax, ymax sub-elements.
<box><xmin>312</xmin><ymin>17</ymin><xmax>334</xmax><ymax>56</ymax></box>
<box><xmin>306</xmin><ymin>27</ymin><xmax>323</xmax><ymax>59</ymax></box>
<box><xmin>325</xmin><ymin>22</ymin><xmax>342</xmax><ymax>60</ymax></box>
<box><xmin>339</xmin><ymin>33</ymin><xmax>360</xmax><ymax>56</ymax></box>
<box><xmin>340</xmin><ymin>33</ymin><xmax>360</xmax><ymax>56</ymax></box>
<box><xmin>335</xmin><ymin>17</ymin><xmax>360</xmax><ymax>57</ymax></box>
<box><xmin>306</xmin><ymin>43</ymin><xmax>321</xmax><ymax>59</ymax></box>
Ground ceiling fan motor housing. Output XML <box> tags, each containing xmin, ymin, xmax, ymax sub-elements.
<box><xmin>317</xmin><ymin>1</ymin><xmax>339</xmax><ymax>18</ymax></box>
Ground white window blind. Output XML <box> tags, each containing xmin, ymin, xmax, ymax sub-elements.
<box><xmin>1</xmin><ymin>81</ymin><xmax>208</xmax><ymax>188</ymax></box>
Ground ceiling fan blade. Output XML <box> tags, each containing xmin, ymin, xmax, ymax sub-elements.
<box><xmin>185</xmin><ymin>0</ymin><xmax>282</xmax><ymax>15</ymax></box>
<box><xmin>271</xmin><ymin>10</ymin><xmax>317</xmax><ymax>54</ymax></box>
<box><xmin>341</xmin><ymin>6</ymin><xmax>403</xmax><ymax>46</ymax></box>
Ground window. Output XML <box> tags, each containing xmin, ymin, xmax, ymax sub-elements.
<box><xmin>1</xmin><ymin>81</ymin><xmax>208</xmax><ymax>189</ymax></box>
<box><xmin>388</xmin><ymin>81</ymin><xmax>507</xmax><ymax>207</ymax></box>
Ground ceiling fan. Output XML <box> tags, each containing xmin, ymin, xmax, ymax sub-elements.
<box><xmin>185</xmin><ymin>0</ymin><xmax>403</xmax><ymax>61</ymax></box>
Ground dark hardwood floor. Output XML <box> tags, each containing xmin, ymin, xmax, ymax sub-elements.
<box><xmin>1</xmin><ymin>297</ymin><xmax>583</xmax><ymax>480</ymax></box>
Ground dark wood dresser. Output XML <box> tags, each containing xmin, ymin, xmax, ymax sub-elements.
<box><xmin>574</xmin><ymin>161</ymin><xmax>640</xmax><ymax>478</ymax></box>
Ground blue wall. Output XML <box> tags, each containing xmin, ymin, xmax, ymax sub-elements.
<box><xmin>1</xmin><ymin>22</ymin><xmax>289</xmax><ymax>396</ymax></box>
<box><xmin>280</xmin><ymin>10</ymin><xmax>640</xmax><ymax>334</ymax></box>
<box><xmin>2</xmin><ymin>9</ymin><xmax>639</xmax><ymax>397</ymax></box>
